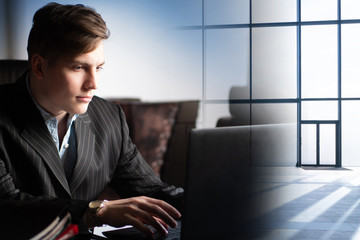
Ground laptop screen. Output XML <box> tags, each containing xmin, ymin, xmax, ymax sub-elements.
<box><xmin>181</xmin><ymin>126</ymin><xmax>253</xmax><ymax>240</ymax></box>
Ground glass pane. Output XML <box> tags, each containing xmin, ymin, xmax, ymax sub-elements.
<box><xmin>205</xmin><ymin>0</ymin><xmax>249</xmax><ymax>25</ymax></box>
<box><xmin>252</xmin><ymin>27</ymin><xmax>297</xmax><ymax>99</ymax></box>
<box><xmin>301</xmin><ymin>101</ymin><xmax>338</xmax><ymax>120</ymax></box>
<box><xmin>206</xmin><ymin>29</ymin><xmax>250</xmax><ymax>100</ymax></box>
<box><xmin>342</xmin><ymin>0</ymin><xmax>360</xmax><ymax>20</ymax></box>
<box><xmin>342</xmin><ymin>24</ymin><xmax>360</xmax><ymax>98</ymax></box>
<box><xmin>301</xmin><ymin>25</ymin><xmax>338</xmax><ymax>98</ymax></box>
<box><xmin>320</xmin><ymin>125</ymin><xmax>336</xmax><ymax>165</ymax></box>
<box><xmin>218</xmin><ymin>103</ymin><xmax>250</xmax><ymax>126</ymax></box>
<box><xmin>252</xmin><ymin>0</ymin><xmax>297</xmax><ymax>23</ymax></box>
<box><xmin>301</xmin><ymin>0</ymin><xmax>337</xmax><ymax>21</ymax></box>
<box><xmin>301</xmin><ymin>124</ymin><xmax>317</xmax><ymax>165</ymax></box>
<box><xmin>342</xmin><ymin>101</ymin><xmax>360</xmax><ymax>166</ymax></box>
<box><xmin>252</xmin><ymin>103</ymin><xmax>297</xmax><ymax>125</ymax></box>
<box><xmin>99</xmin><ymin>0</ymin><xmax>202</xmax><ymax>28</ymax></box>
<box><xmin>161</xmin><ymin>0</ymin><xmax>203</xmax><ymax>26</ymax></box>
<box><xmin>204</xmin><ymin>103</ymin><xmax>250</xmax><ymax>128</ymax></box>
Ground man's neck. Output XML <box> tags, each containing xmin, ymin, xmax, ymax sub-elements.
<box><xmin>28</xmin><ymin>73</ymin><xmax>68</xmax><ymax>122</ymax></box>
<box><xmin>58</xmin><ymin>113</ymin><xmax>69</xmax><ymax>147</ymax></box>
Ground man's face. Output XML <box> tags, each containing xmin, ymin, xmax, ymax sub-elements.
<box><xmin>34</xmin><ymin>41</ymin><xmax>105</xmax><ymax>117</ymax></box>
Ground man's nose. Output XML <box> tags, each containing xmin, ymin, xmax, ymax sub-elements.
<box><xmin>84</xmin><ymin>70</ymin><xmax>98</xmax><ymax>90</ymax></box>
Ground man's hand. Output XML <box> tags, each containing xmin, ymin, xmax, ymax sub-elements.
<box><xmin>96</xmin><ymin>196</ymin><xmax>181</xmax><ymax>236</ymax></box>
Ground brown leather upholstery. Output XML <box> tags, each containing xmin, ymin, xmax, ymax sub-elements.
<box><xmin>111</xmin><ymin>100</ymin><xmax>199</xmax><ymax>188</ymax></box>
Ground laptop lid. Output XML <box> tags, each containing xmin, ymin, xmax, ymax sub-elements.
<box><xmin>181</xmin><ymin>126</ymin><xmax>252</xmax><ymax>240</ymax></box>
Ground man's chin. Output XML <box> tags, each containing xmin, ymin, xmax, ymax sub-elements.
<box><xmin>72</xmin><ymin>104</ymin><xmax>90</xmax><ymax>115</ymax></box>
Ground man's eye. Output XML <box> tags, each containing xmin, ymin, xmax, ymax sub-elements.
<box><xmin>74</xmin><ymin>66</ymin><xmax>83</xmax><ymax>71</ymax></box>
<box><xmin>96</xmin><ymin>66</ymin><xmax>104</xmax><ymax>71</ymax></box>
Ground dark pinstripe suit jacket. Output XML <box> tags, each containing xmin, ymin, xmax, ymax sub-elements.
<box><xmin>0</xmin><ymin>73</ymin><xmax>183</xmax><ymax>223</ymax></box>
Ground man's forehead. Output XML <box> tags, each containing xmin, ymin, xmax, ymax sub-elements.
<box><xmin>61</xmin><ymin>52</ymin><xmax>105</xmax><ymax>66</ymax></box>
<box><xmin>59</xmin><ymin>41</ymin><xmax>105</xmax><ymax>65</ymax></box>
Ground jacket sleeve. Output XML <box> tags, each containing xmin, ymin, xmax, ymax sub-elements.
<box><xmin>0</xmin><ymin>160</ymin><xmax>88</xmax><ymax>223</ymax></box>
<box><xmin>0</xmin><ymin>142</ymin><xmax>88</xmax><ymax>225</ymax></box>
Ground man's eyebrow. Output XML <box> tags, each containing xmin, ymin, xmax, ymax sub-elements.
<box><xmin>71</xmin><ymin>61</ymin><xmax>105</xmax><ymax>66</ymax></box>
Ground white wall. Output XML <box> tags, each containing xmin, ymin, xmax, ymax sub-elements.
<box><xmin>0</xmin><ymin>0</ymin><xmax>7</xmax><ymax>58</ymax></box>
<box><xmin>0</xmin><ymin>0</ymin><xmax>203</xmax><ymax>101</ymax></box>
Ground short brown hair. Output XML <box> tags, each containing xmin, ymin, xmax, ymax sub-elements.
<box><xmin>27</xmin><ymin>2</ymin><xmax>110</xmax><ymax>64</ymax></box>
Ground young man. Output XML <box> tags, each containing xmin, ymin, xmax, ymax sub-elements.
<box><xmin>0</xmin><ymin>2</ymin><xmax>183</xmax><ymax>237</ymax></box>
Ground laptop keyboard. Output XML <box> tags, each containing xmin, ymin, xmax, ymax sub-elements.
<box><xmin>102</xmin><ymin>221</ymin><xmax>181</xmax><ymax>239</ymax></box>
<box><xmin>152</xmin><ymin>223</ymin><xmax>181</xmax><ymax>240</ymax></box>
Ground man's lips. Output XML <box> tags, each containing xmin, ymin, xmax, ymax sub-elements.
<box><xmin>76</xmin><ymin>96</ymin><xmax>93</xmax><ymax>103</ymax></box>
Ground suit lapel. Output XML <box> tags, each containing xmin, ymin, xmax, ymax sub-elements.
<box><xmin>20</xmin><ymin>125</ymin><xmax>71</xmax><ymax>195</ymax></box>
<box><xmin>69</xmin><ymin>113</ymin><xmax>95</xmax><ymax>194</ymax></box>
<box><xmin>15</xmin><ymin>75</ymin><xmax>71</xmax><ymax>196</ymax></box>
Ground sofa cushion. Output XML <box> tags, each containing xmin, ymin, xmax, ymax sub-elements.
<box><xmin>120</xmin><ymin>102</ymin><xmax>179</xmax><ymax>176</ymax></box>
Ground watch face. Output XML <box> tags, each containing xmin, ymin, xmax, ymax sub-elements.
<box><xmin>89</xmin><ymin>200</ymin><xmax>103</xmax><ymax>209</ymax></box>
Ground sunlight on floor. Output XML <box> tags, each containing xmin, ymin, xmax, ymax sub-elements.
<box><xmin>250</xmin><ymin>183</ymin><xmax>324</xmax><ymax>219</ymax></box>
<box><xmin>248</xmin><ymin>167</ymin><xmax>360</xmax><ymax>240</ymax></box>
<box><xmin>290</xmin><ymin>187</ymin><xmax>351</xmax><ymax>222</ymax></box>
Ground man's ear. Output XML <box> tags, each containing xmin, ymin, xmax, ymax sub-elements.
<box><xmin>31</xmin><ymin>54</ymin><xmax>46</xmax><ymax>79</ymax></box>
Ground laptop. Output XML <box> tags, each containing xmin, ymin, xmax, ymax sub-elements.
<box><xmin>102</xmin><ymin>126</ymin><xmax>253</xmax><ymax>239</ymax></box>
<box><xmin>181</xmin><ymin>126</ymin><xmax>252</xmax><ymax>240</ymax></box>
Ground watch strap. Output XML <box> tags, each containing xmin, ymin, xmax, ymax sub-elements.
<box><xmin>88</xmin><ymin>200</ymin><xmax>108</xmax><ymax>227</ymax></box>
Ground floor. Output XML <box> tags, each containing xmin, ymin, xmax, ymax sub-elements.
<box><xmin>246</xmin><ymin>167</ymin><xmax>360</xmax><ymax>240</ymax></box>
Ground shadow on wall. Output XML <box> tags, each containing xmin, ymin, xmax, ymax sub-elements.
<box><xmin>216</xmin><ymin>86</ymin><xmax>297</xmax><ymax>167</ymax></box>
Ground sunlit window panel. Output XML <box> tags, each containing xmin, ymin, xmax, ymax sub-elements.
<box><xmin>301</xmin><ymin>25</ymin><xmax>338</xmax><ymax>98</ymax></box>
<box><xmin>204</xmin><ymin>103</ymin><xmax>249</xmax><ymax>128</ymax></box>
<box><xmin>252</xmin><ymin>27</ymin><xmax>297</xmax><ymax>99</ymax></box>
<box><xmin>217</xmin><ymin>103</ymin><xmax>250</xmax><ymax>126</ymax></box>
<box><xmin>320</xmin><ymin>124</ymin><xmax>336</xmax><ymax>165</ymax></box>
<box><xmin>342</xmin><ymin>0</ymin><xmax>360</xmax><ymax>20</ymax></box>
<box><xmin>342</xmin><ymin>101</ymin><xmax>360</xmax><ymax>166</ymax></box>
<box><xmin>205</xmin><ymin>28</ymin><xmax>250</xmax><ymax>100</ymax></box>
<box><xmin>165</xmin><ymin>0</ymin><xmax>203</xmax><ymax>26</ymax></box>
<box><xmin>301</xmin><ymin>124</ymin><xmax>317</xmax><ymax>165</ymax></box>
<box><xmin>301</xmin><ymin>101</ymin><xmax>338</xmax><ymax>121</ymax></box>
<box><xmin>252</xmin><ymin>103</ymin><xmax>297</xmax><ymax>125</ymax></box>
<box><xmin>205</xmin><ymin>0</ymin><xmax>249</xmax><ymax>25</ymax></box>
<box><xmin>252</xmin><ymin>0</ymin><xmax>297</xmax><ymax>23</ymax></box>
<box><xmin>301</xmin><ymin>0</ymin><xmax>337</xmax><ymax>21</ymax></box>
<box><xmin>342</xmin><ymin>24</ymin><xmax>360</xmax><ymax>98</ymax></box>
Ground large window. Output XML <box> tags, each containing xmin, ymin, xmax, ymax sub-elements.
<box><xmin>182</xmin><ymin>0</ymin><xmax>360</xmax><ymax>166</ymax></box>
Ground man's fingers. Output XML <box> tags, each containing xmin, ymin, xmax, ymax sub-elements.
<box><xmin>154</xmin><ymin>218</ymin><xmax>169</xmax><ymax>234</ymax></box>
<box><xmin>134</xmin><ymin>208</ymin><xmax>169</xmax><ymax>235</ymax></box>
<box><xmin>154</xmin><ymin>217</ymin><xmax>169</xmax><ymax>230</ymax></box>
<box><xmin>99</xmin><ymin>196</ymin><xmax>181</xmax><ymax>236</ymax></box>
<box><xmin>140</xmin><ymin>202</ymin><xmax>178</xmax><ymax>228</ymax></box>
<box><xmin>126</xmin><ymin>215</ymin><xmax>154</xmax><ymax>237</ymax></box>
<box><xmin>146</xmin><ymin>197</ymin><xmax>181</xmax><ymax>219</ymax></box>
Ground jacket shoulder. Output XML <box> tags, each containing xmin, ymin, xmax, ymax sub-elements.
<box><xmin>86</xmin><ymin>96</ymin><xmax>123</xmax><ymax>123</ymax></box>
<box><xmin>89</xmin><ymin>96</ymin><xmax>118</xmax><ymax>112</ymax></box>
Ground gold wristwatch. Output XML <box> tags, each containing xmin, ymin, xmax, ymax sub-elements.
<box><xmin>88</xmin><ymin>200</ymin><xmax>108</xmax><ymax>227</ymax></box>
